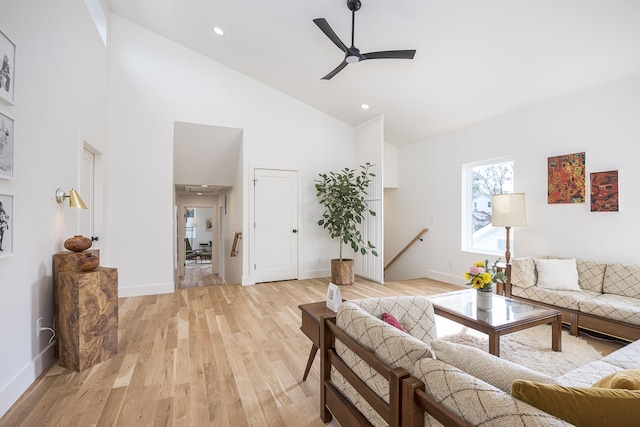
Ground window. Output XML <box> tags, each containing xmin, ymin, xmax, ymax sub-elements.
<box><xmin>84</xmin><ymin>0</ymin><xmax>108</xmax><ymax>46</ymax></box>
<box><xmin>462</xmin><ymin>158</ymin><xmax>514</xmax><ymax>255</ymax></box>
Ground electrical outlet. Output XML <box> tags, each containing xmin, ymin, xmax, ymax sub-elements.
<box><xmin>448</xmin><ymin>259</ymin><xmax>455</xmax><ymax>268</ymax></box>
<box><xmin>36</xmin><ymin>317</ymin><xmax>43</xmax><ymax>337</ymax></box>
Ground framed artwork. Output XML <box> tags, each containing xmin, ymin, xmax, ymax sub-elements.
<box><xmin>205</xmin><ymin>218</ymin><xmax>213</xmax><ymax>230</ymax></box>
<box><xmin>547</xmin><ymin>152</ymin><xmax>586</xmax><ymax>204</ymax></box>
<box><xmin>590</xmin><ymin>170</ymin><xmax>618</xmax><ymax>212</ymax></box>
<box><xmin>0</xmin><ymin>193</ymin><xmax>12</xmax><ymax>257</ymax></box>
<box><xmin>0</xmin><ymin>30</ymin><xmax>15</xmax><ymax>105</ymax></box>
<box><xmin>0</xmin><ymin>112</ymin><xmax>13</xmax><ymax>179</ymax></box>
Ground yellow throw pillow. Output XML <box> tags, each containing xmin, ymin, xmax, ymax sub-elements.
<box><xmin>593</xmin><ymin>369</ymin><xmax>640</xmax><ymax>390</ymax></box>
<box><xmin>511</xmin><ymin>380</ymin><xmax>640</xmax><ymax>427</ymax></box>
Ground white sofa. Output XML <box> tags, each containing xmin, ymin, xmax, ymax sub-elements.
<box><xmin>506</xmin><ymin>256</ymin><xmax>640</xmax><ymax>342</ymax></box>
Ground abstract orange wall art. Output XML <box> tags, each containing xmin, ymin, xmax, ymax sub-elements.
<box><xmin>590</xmin><ymin>170</ymin><xmax>619</xmax><ymax>212</ymax></box>
<box><xmin>547</xmin><ymin>152</ymin><xmax>586</xmax><ymax>204</ymax></box>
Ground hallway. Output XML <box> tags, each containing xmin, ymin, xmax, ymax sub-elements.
<box><xmin>178</xmin><ymin>261</ymin><xmax>225</xmax><ymax>288</ymax></box>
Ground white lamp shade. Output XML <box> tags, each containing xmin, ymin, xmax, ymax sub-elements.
<box><xmin>492</xmin><ymin>193</ymin><xmax>527</xmax><ymax>227</ymax></box>
<box><xmin>186</xmin><ymin>217</ymin><xmax>198</xmax><ymax>227</ymax></box>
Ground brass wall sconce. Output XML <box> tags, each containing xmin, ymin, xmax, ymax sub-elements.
<box><xmin>55</xmin><ymin>188</ymin><xmax>87</xmax><ymax>209</ymax></box>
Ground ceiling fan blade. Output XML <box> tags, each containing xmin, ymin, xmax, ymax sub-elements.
<box><xmin>321</xmin><ymin>61</ymin><xmax>348</xmax><ymax>80</ymax></box>
<box><xmin>313</xmin><ymin>18</ymin><xmax>348</xmax><ymax>53</ymax></box>
<box><xmin>361</xmin><ymin>50</ymin><xmax>416</xmax><ymax>60</ymax></box>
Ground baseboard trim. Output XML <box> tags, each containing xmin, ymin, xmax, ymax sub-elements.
<box><xmin>0</xmin><ymin>343</ymin><xmax>56</xmax><ymax>418</ymax></box>
<box><xmin>118</xmin><ymin>282</ymin><xmax>174</xmax><ymax>298</ymax></box>
<box><xmin>300</xmin><ymin>269</ymin><xmax>330</xmax><ymax>280</ymax></box>
<box><xmin>424</xmin><ymin>270</ymin><xmax>466</xmax><ymax>287</ymax></box>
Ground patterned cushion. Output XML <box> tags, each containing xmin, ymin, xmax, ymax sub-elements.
<box><xmin>578</xmin><ymin>294</ymin><xmax>640</xmax><ymax>326</ymax></box>
<box><xmin>332</xmin><ymin>297</ymin><xmax>436</xmax><ymax>426</ymax></box>
<box><xmin>431</xmin><ymin>340</ymin><xmax>558</xmax><ymax>393</ymax></box>
<box><xmin>511</xmin><ymin>285</ymin><xmax>600</xmax><ymax>310</ymax></box>
<box><xmin>603</xmin><ymin>264</ymin><xmax>640</xmax><ymax>299</ymax></box>
<box><xmin>511</xmin><ymin>257</ymin><xmax>537</xmax><ymax>289</ymax></box>
<box><xmin>576</xmin><ymin>260</ymin><xmax>606</xmax><ymax>293</ymax></box>
<box><xmin>347</xmin><ymin>296</ymin><xmax>438</xmax><ymax>343</ymax></box>
<box><xmin>335</xmin><ymin>299</ymin><xmax>435</xmax><ymax>373</ymax></box>
<box><xmin>415</xmin><ymin>358</ymin><xmax>572</xmax><ymax>427</ymax></box>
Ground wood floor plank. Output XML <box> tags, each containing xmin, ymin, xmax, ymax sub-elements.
<box><xmin>0</xmin><ymin>275</ymin><xmax>624</xmax><ymax>426</ymax></box>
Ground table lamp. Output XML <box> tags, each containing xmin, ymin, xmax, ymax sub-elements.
<box><xmin>491</xmin><ymin>193</ymin><xmax>527</xmax><ymax>263</ymax></box>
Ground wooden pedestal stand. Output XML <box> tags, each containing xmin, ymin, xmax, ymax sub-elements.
<box><xmin>53</xmin><ymin>251</ymin><xmax>118</xmax><ymax>371</ymax></box>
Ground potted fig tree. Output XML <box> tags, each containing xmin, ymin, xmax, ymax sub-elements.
<box><xmin>315</xmin><ymin>163</ymin><xmax>378</xmax><ymax>285</ymax></box>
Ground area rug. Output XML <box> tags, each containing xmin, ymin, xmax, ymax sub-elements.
<box><xmin>435</xmin><ymin>317</ymin><xmax>604</xmax><ymax>377</ymax></box>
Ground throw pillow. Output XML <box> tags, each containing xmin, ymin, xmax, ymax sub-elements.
<box><xmin>382</xmin><ymin>312</ymin><xmax>404</xmax><ymax>331</ymax></box>
<box><xmin>430</xmin><ymin>340</ymin><xmax>558</xmax><ymax>393</ymax></box>
<box><xmin>593</xmin><ymin>369</ymin><xmax>640</xmax><ymax>390</ymax></box>
<box><xmin>512</xmin><ymin>380</ymin><xmax>640</xmax><ymax>427</ymax></box>
<box><xmin>534</xmin><ymin>258</ymin><xmax>581</xmax><ymax>291</ymax></box>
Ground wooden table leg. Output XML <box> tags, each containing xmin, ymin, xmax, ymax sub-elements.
<box><xmin>302</xmin><ymin>344</ymin><xmax>318</xmax><ymax>381</ymax></box>
<box><xmin>489</xmin><ymin>334</ymin><xmax>500</xmax><ymax>357</ymax></box>
<box><xmin>552</xmin><ymin>315</ymin><xmax>562</xmax><ymax>352</ymax></box>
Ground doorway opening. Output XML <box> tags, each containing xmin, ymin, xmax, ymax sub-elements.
<box><xmin>173</xmin><ymin>121</ymin><xmax>242</xmax><ymax>288</ymax></box>
<box><xmin>178</xmin><ymin>204</ymin><xmax>224</xmax><ymax>288</ymax></box>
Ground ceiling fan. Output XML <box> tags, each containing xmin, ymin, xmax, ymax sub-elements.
<box><xmin>313</xmin><ymin>0</ymin><xmax>416</xmax><ymax>80</ymax></box>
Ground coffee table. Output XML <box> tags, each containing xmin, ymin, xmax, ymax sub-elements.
<box><xmin>429</xmin><ymin>289</ymin><xmax>562</xmax><ymax>357</ymax></box>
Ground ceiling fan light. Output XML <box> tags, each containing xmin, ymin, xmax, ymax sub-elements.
<box><xmin>345</xmin><ymin>55</ymin><xmax>360</xmax><ymax>64</ymax></box>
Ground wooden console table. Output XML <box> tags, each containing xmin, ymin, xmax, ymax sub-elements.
<box><xmin>298</xmin><ymin>301</ymin><xmax>337</xmax><ymax>381</ymax></box>
<box><xmin>54</xmin><ymin>251</ymin><xmax>118</xmax><ymax>371</ymax></box>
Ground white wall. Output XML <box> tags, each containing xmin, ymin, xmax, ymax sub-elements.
<box><xmin>385</xmin><ymin>73</ymin><xmax>640</xmax><ymax>283</ymax></box>
<box><xmin>107</xmin><ymin>15</ymin><xmax>355</xmax><ymax>292</ymax></box>
<box><xmin>0</xmin><ymin>0</ymin><xmax>110</xmax><ymax>417</ymax></box>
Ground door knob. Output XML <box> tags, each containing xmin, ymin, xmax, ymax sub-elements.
<box><xmin>292</xmin><ymin>229</ymin><xmax>297</xmax><ymax>233</ymax></box>
<box><xmin>91</xmin><ymin>236</ymin><xmax>99</xmax><ymax>242</ymax></box>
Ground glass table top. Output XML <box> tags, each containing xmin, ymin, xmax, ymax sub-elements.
<box><xmin>429</xmin><ymin>289</ymin><xmax>554</xmax><ymax>327</ymax></box>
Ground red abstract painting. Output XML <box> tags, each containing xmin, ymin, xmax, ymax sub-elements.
<box><xmin>590</xmin><ymin>170</ymin><xmax>619</xmax><ymax>212</ymax></box>
<box><xmin>548</xmin><ymin>152</ymin><xmax>586</xmax><ymax>204</ymax></box>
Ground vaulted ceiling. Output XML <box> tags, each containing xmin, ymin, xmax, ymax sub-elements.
<box><xmin>108</xmin><ymin>0</ymin><xmax>640</xmax><ymax>147</ymax></box>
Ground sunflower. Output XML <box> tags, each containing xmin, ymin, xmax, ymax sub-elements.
<box><xmin>472</xmin><ymin>276</ymin><xmax>485</xmax><ymax>289</ymax></box>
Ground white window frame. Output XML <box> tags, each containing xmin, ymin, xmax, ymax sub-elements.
<box><xmin>462</xmin><ymin>156</ymin><xmax>514</xmax><ymax>256</ymax></box>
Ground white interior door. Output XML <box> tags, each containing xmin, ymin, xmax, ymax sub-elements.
<box><xmin>80</xmin><ymin>147</ymin><xmax>97</xmax><ymax>246</ymax></box>
<box><xmin>253</xmin><ymin>168</ymin><xmax>298</xmax><ymax>283</ymax></box>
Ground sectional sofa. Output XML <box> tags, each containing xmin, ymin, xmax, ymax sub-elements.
<box><xmin>505</xmin><ymin>256</ymin><xmax>640</xmax><ymax>342</ymax></box>
<box><xmin>318</xmin><ymin>295</ymin><xmax>640</xmax><ymax>427</ymax></box>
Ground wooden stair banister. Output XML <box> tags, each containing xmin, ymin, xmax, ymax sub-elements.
<box><xmin>384</xmin><ymin>227</ymin><xmax>429</xmax><ymax>271</ymax></box>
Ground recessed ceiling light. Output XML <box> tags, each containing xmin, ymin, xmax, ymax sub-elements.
<box><xmin>361</xmin><ymin>104</ymin><xmax>370</xmax><ymax>110</ymax></box>
<box><xmin>201</xmin><ymin>184</ymin><xmax>209</xmax><ymax>187</ymax></box>
<box><xmin>213</xmin><ymin>27</ymin><xmax>224</xmax><ymax>36</ymax></box>
<box><xmin>196</xmin><ymin>193</ymin><xmax>203</xmax><ymax>196</ymax></box>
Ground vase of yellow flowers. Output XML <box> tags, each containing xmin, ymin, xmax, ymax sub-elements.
<box><xmin>464</xmin><ymin>259</ymin><xmax>506</xmax><ymax>310</ymax></box>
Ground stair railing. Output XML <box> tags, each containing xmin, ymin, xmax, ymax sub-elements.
<box><xmin>384</xmin><ymin>227</ymin><xmax>429</xmax><ymax>271</ymax></box>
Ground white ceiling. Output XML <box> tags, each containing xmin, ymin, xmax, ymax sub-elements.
<box><xmin>108</xmin><ymin>0</ymin><xmax>640</xmax><ymax>147</ymax></box>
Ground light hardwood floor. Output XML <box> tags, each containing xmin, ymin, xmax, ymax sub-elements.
<box><xmin>0</xmin><ymin>277</ymin><xmax>624</xmax><ymax>426</ymax></box>
<box><xmin>179</xmin><ymin>262</ymin><xmax>225</xmax><ymax>288</ymax></box>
